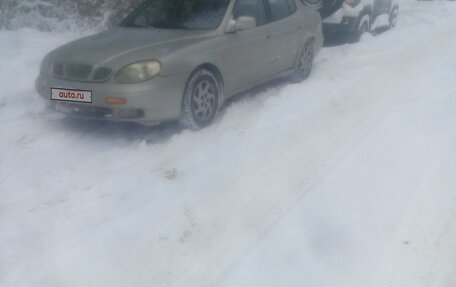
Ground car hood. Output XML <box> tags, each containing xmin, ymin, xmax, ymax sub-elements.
<box><xmin>50</xmin><ymin>27</ymin><xmax>214</xmax><ymax>68</ymax></box>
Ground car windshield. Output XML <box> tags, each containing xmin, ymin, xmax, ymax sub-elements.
<box><xmin>121</xmin><ymin>0</ymin><xmax>231</xmax><ymax>30</ymax></box>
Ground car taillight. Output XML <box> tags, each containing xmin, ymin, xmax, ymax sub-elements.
<box><xmin>345</xmin><ymin>0</ymin><xmax>360</xmax><ymax>7</ymax></box>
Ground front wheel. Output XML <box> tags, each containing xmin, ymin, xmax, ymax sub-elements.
<box><xmin>179</xmin><ymin>69</ymin><xmax>221</xmax><ymax>130</ymax></box>
<box><xmin>292</xmin><ymin>40</ymin><xmax>314</xmax><ymax>83</ymax></box>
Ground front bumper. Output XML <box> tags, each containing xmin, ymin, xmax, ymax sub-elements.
<box><xmin>35</xmin><ymin>72</ymin><xmax>190</xmax><ymax>125</ymax></box>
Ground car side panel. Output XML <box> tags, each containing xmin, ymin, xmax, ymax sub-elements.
<box><xmin>218</xmin><ymin>25</ymin><xmax>278</xmax><ymax>94</ymax></box>
<box><xmin>268</xmin><ymin>8</ymin><xmax>304</xmax><ymax>73</ymax></box>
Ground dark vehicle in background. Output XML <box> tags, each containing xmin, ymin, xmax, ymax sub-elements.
<box><xmin>320</xmin><ymin>0</ymin><xmax>399</xmax><ymax>42</ymax></box>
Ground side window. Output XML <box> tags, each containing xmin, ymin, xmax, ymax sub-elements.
<box><xmin>286</xmin><ymin>0</ymin><xmax>297</xmax><ymax>14</ymax></box>
<box><xmin>233</xmin><ymin>0</ymin><xmax>267</xmax><ymax>26</ymax></box>
<box><xmin>267</xmin><ymin>0</ymin><xmax>291</xmax><ymax>21</ymax></box>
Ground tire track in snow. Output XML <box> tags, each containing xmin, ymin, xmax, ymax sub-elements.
<box><xmin>214</xmin><ymin>9</ymin><xmax>456</xmax><ymax>287</ymax></box>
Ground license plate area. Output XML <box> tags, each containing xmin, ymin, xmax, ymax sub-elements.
<box><xmin>51</xmin><ymin>88</ymin><xmax>92</xmax><ymax>103</ymax></box>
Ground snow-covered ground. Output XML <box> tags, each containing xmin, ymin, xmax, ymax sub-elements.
<box><xmin>1</xmin><ymin>2</ymin><xmax>456</xmax><ymax>287</ymax></box>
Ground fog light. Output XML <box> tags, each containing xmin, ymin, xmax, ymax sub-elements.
<box><xmin>105</xmin><ymin>97</ymin><xmax>128</xmax><ymax>105</ymax></box>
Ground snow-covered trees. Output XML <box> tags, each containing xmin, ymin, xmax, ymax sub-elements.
<box><xmin>0</xmin><ymin>0</ymin><xmax>142</xmax><ymax>31</ymax></box>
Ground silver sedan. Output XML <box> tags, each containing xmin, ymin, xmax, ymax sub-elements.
<box><xmin>36</xmin><ymin>0</ymin><xmax>323</xmax><ymax>129</ymax></box>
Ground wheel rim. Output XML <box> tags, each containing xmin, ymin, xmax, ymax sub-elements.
<box><xmin>191</xmin><ymin>79</ymin><xmax>217</xmax><ymax>122</ymax></box>
<box><xmin>390</xmin><ymin>11</ymin><xmax>397</xmax><ymax>27</ymax></box>
<box><xmin>298</xmin><ymin>43</ymin><xmax>313</xmax><ymax>77</ymax></box>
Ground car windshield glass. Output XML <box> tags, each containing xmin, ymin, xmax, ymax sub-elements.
<box><xmin>121</xmin><ymin>0</ymin><xmax>230</xmax><ymax>30</ymax></box>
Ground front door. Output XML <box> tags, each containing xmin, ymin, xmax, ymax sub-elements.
<box><xmin>221</xmin><ymin>0</ymin><xmax>277</xmax><ymax>93</ymax></box>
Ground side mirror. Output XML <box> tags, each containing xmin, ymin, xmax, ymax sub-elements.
<box><xmin>230</xmin><ymin>16</ymin><xmax>257</xmax><ymax>32</ymax></box>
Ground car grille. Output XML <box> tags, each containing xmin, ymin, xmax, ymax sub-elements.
<box><xmin>52</xmin><ymin>63</ymin><xmax>112</xmax><ymax>82</ymax></box>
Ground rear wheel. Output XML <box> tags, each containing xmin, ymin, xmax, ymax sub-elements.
<box><xmin>389</xmin><ymin>8</ymin><xmax>398</xmax><ymax>28</ymax></box>
<box><xmin>180</xmin><ymin>69</ymin><xmax>220</xmax><ymax>130</ymax></box>
<box><xmin>351</xmin><ymin>14</ymin><xmax>370</xmax><ymax>43</ymax></box>
<box><xmin>292</xmin><ymin>40</ymin><xmax>314</xmax><ymax>82</ymax></box>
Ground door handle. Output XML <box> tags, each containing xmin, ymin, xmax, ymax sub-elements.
<box><xmin>266</xmin><ymin>35</ymin><xmax>271</xmax><ymax>39</ymax></box>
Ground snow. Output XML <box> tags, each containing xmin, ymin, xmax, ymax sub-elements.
<box><xmin>1</xmin><ymin>2</ymin><xmax>456</xmax><ymax>287</ymax></box>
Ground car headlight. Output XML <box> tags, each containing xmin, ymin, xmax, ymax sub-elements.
<box><xmin>115</xmin><ymin>60</ymin><xmax>161</xmax><ymax>84</ymax></box>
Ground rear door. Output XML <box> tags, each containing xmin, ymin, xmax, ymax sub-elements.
<box><xmin>265</xmin><ymin>0</ymin><xmax>303</xmax><ymax>73</ymax></box>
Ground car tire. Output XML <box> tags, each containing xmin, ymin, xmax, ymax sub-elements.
<box><xmin>389</xmin><ymin>8</ymin><xmax>398</xmax><ymax>29</ymax></box>
<box><xmin>292</xmin><ymin>39</ymin><xmax>314</xmax><ymax>83</ymax></box>
<box><xmin>180</xmin><ymin>69</ymin><xmax>221</xmax><ymax>130</ymax></box>
<box><xmin>351</xmin><ymin>14</ymin><xmax>370</xmax><ymax>43</ymax></box>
